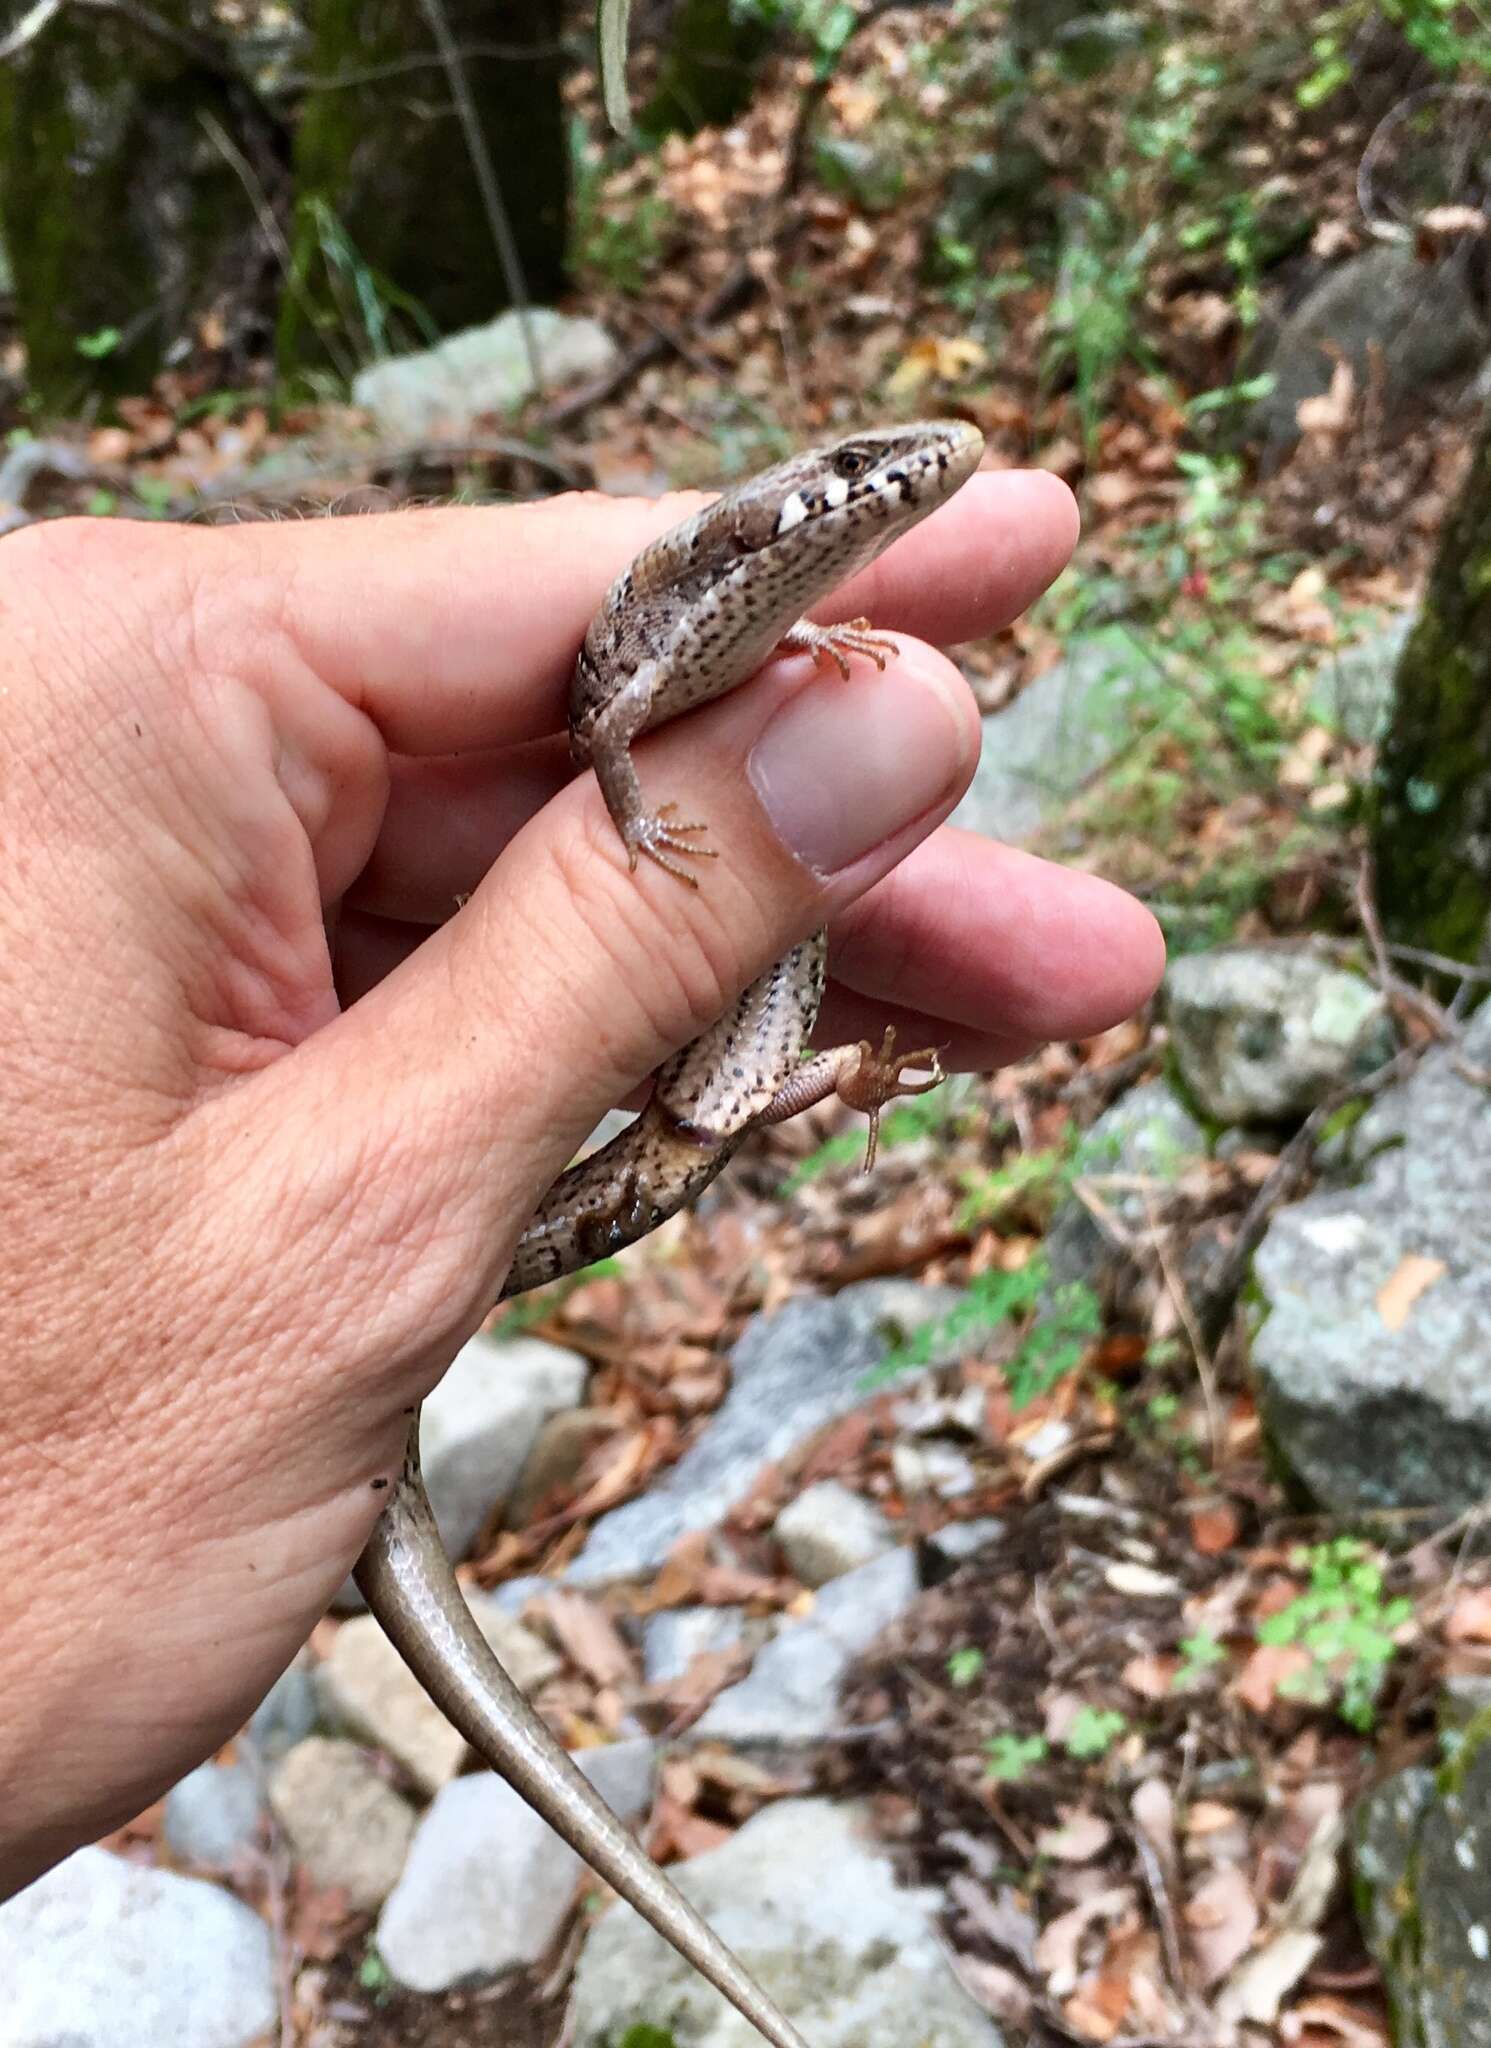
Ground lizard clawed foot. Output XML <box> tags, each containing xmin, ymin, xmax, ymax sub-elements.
<box><xmin>625</xmin><ymin>802</ymin><xmax>718</xmax><ymax>887</ymax></box>
<box><xmin>836</xmin><ymin>1026</ymin><xmax>946</xmax><ymax>1172</ymax></box>
<box><xmin>777</xmin><ymin>616</ymin><xmax>899</xmax><ymax>681</ymax></box>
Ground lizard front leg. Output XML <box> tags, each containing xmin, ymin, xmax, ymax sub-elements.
<box><xmin>572</xmin><ymin>661</ymin><xmax>717</xmax><ymax>886</ymax></box>
<box><xmin>776</xmin><ymin>617</ymin><xmax>899</xmax><ymax>680</ymax></box>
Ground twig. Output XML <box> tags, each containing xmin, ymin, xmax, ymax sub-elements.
<box><xmin>198</xmin><ymin>107</ymin><xmax>359</xmax><ymax>388</ymax></box>
<box><xmin>279</xmin><ymin>39</ymin><xmax>570</xmax><ymax>93</ymax></box>
<box><xmin>0</xmin><ymin>0</ymin><xmax>63</xmax><ymax>60</ymax></box>
<box><xmin>416</xmin><ymin>0</ymin><xmax>540</xmax><ymax>394</ymax></box>
<box><xmin>1144</xmin><ymin>1189</ymin><xmax>1223</xmax><ymax>1471</ymax></box>
<box><xmin>1358</xmin><ymin>83</ymin><xmax>1491</xmax><ymax>242</ymax></box>
<box><xmin>539</xmin><ymin>260</ymin><xmax>756</xmax><ymax>430</ymax></box>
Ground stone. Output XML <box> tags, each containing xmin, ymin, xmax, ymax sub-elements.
<box><xmin>890</xmin><ymin>1441</ymin><xmax>977</xmax><ymax>1499</ymax></box>
<box><xmin>1167</xmin><ymin>947</ymin><xmax>1394</xmax><ymax>1124</ymax></box>
<box><xmin>320</xmin><ymin>1601</ymin><xmax>558</xmax><ymax>1793</ymax></box>
<box><xmin>421</xmin><ymin>1332</ymin><xmax>589</xmax><ymax>1562</ymax></box>
<box><xmin>1353</xmin><ymin>1720</ymin><xmax>1491</xmax><ymax>2046</ymax></box>
<box><xmin>247</xmin><ymin>1659</ymin><xmax>320</xmax><ymax>1761</ymax></box>
<box><xmin>566</xmin><ymin>1281</ymin><xmax>959</xmax><ymax>1586</ymax></box>
<box><xmin>0</xmin><ymin>1846</ymin><xmax>276</xmax><ymax>2047</ymax></box>
<box><xmin>1253</xmin><ymin>1001</ymin><xmax>1491</xmax><ymax>1514</ymax></box>
<box><xmin>1308</xmin><ymin>612</ymin><xmax>1414</xmax><ymax>746</ymax></box>
<box><xmin>926</xmin><ymin>1518</ymin><xmax>1006</xmax><ymax>1569</ymax></box>
<box><xmin>571</xmin><ymin>1799</ymin><xmax>1005</xmax><ymax>2048</ymax></box>
<box><xmin>351</xmin><ymin>310</ymin><xmax>619</xmax><ymax>439</ymax></box>
<box><xmin>1247</xmin><ymin>246</ymin><xmax>1488</xmax><ymax>461</ymax></box>
<box><xmin>506</xmin><ymin>1406</ymin><xmax>618</xmax><ymax>1527</ymax></box>
<box><xmin>773</xmin><ymin>1481</ymin><xmax>895</xmax><ymax>1587</ymax></box>
<box><xmin>377</xmin><ymin>1738</ymin><xmax>656</xmax><ymax>1990</ymax></box>
<box><xmin>1045</xmin><ymin>1077</ymin><xmax>1208</xmax><ymax>1291</ymax></box>
<box><xmin>162</xmin><ymin>1761</ymin><xmax>264</xmax><ymax>1868</ymax></box>
<box><xmin>949</xmin><ymin>630</ymin><xmax>1167</xmax><ymax>846</ymax></box>
<box><xmin>643</xmin><ymin>1606</ymin><xmax>751</xmax><ymax>1684</ymax></box>
<box><xmin>694</xmin><ymin>1548</ymin><xmax>919</xmax><ymax>1746</ymax></box>
<box><xmin>269</xmin><ymin>1738</ymin><xmax>417</xmax><ymax>1911</ymax></box>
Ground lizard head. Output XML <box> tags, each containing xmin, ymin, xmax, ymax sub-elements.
<box><xmin>737</xmin><ymin>419</ymin><xmax>985</xmax><ymax>553</ymax></box>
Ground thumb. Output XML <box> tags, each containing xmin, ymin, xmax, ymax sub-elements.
<box><xmin>270</xmin><ymin>639</ymin><xmax>979</xmax><ymax>1347</ymax></box>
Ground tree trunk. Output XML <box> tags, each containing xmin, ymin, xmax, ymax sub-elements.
<box><xmin>1371</xmin><ymin>408</ymin><xmax>1491</xmax><ymax>966</ymax></box>
<box><xmin>280</xmin><ymin>0</ymin><xmax>566</xmax><ymax>377</ymax></box>
<box><xmin>0</xmin><ymin>3</ymin><xmax>279</xmax><ymax>412</ymax></box>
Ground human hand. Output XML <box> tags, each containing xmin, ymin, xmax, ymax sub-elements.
<box><xmin>0</xmin><ymin>470</ymin><xmax>1161</xmax><ymax>1895</ymax></box>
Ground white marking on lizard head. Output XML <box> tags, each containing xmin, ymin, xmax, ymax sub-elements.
<box><xmin>775</xmin><ymin>491</ymin><xmax>809</xmax><ymax>535</ymax></box>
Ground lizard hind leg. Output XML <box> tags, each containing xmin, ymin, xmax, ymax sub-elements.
<box><xmin>758</xmin><ymin>1025</ymin><xmax>945</xmax><ymax>1172</ymax></box>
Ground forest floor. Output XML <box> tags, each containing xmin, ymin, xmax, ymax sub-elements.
<box><xmin>15</xmin><ymin>4</ymin><xmax>1491</xmax><ymax>2045</ymax></box>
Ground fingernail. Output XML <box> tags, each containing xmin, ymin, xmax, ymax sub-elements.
<box><xmin>748</xmin><ymin>650</ymin><xmax>973</xmax><ymax>874</ymax></box>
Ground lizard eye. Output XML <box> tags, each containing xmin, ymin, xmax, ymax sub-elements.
<box><xmin>833</xmin><ymin>448</ymin><xmax>871</xmax><ymax>479</ymax></box>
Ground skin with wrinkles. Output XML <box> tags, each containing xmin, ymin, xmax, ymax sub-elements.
<box><xmin>354</xmin><ymin>422</ymin><xmax>985</xmax><ymax>2048</ymax></box>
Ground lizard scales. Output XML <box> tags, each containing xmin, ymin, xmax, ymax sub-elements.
<box><xmin>355</xmin><ymin>419</ymin><xmax>985</xmax><ymax>2048</ymax></box>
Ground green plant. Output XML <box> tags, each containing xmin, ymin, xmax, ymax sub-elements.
<box><xmin>76</xmin><ymin>326</ymin><xmax>122</xmax><ymax>360</ymax></box>
<box><xmin>357</xmin><ymin>1945</ymin><xmax>392</xmax><ymax>1993</ymax></box>
<box><xmin>569</xmin><ymin>118</ymin><xmax>677</xmax><ymax>295</ymax></box>
<box><xmin>1044</xmin><ymin>194</ymin><xmax>1158</xmax><ymax>452</ymax></box>
<box><xmin>947</xmin><ymin>1646</ymin><xmax>985</xmax><ymax>1687</ymax></box>
<box><xmin>1062</xmin><ymin>1706</ymin><xmax>1128</xmax><ymax>1759</ymax></box>
<box><xmin>1257</xmin><ymin>1538</ymin><xmax>1413</xmax><ymax>1732</ymax></box>
<box><xmin>984</xmin><ymin>1732</ymin><xmax>1048</xmax><ymax>1783</ymax></box>
<box><xmin>871</xmin><ymin>1254</ymin><xmax>1097</xmax><ymax>1403</ymax></box>
<box><xmin>1174</xmin><ymin>1628</ymin><xmax>1227</xmax><ymax>1687</ymax></box>
<box><xmin>618</xmin><ymin>2027</ymin><xmax>678</xmax><ymax>2048</ymax></box>
<box><xmin>784</xmin><ymin>1076</ymin><xmax>966</xmax><ymax>1191</ymax></box>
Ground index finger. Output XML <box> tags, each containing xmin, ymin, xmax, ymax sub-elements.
<box><xmin>264</xmin><ymin>468</ymin><xmax>1076</xmax><ymax>756</ymax></box>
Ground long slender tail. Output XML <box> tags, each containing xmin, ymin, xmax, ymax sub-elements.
<box><xmin>355</xmin><ymin>1437</ymin><xmax>811</xmax><ymax>2048</ymax></box>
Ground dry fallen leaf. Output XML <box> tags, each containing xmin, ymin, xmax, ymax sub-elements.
<box><xmin>1445</xmin><ymin>1585</ymin><xmax>1491</xmax><ymax>1644</ymax></box>
<box><xmin>1235</xmin><ymin>1642</ymin><xmax>1314</xmax><ymax>1716</ymax></box>
<box><xmin>1185</xmin><ymin>1862</ymin><xmax>1261</xmax><ymax>1985</ymax></box>
<box><xmin>1375</xmin><ymin>1252</ymin><xmax>1448</xmax><ymax>1331</ymax></box>
<box><xmin>1036</xmin><ymin>1807</ymin><xmax>1115</xmax><ymax>1864</ymax></box>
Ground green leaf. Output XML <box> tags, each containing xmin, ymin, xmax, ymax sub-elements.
<box><xmin>76</xmin><ymin>326</ymin><xmax>122</xmax><ymax>360</ymax></box>
<box><xmin>597</xmin><ymin>0</ymin><xmax>635</xmax><ymax>139</ymax></box>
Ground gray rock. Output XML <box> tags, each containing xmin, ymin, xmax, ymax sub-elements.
<box><xmin>269</xmin><ymin>1738</ymin><xmax>417</xmax><ymax>1910</ymax></box>
<box><xmin>1441</xmin><ymin>1675</ymin><xmax>1491</xmax><ymax>1734</ymax></box>
<box><xmin>1353</xmin><ymin>1722</ymin><xmax>1491</xmax><ymax>2047</ymax></box>
<box><xmin>694</xmin><ymin>1548</ymin><xmax>919</xmax><ymax>1746</ymax></box>
<box><xmin>950</xmin><ymin>629</ymin><xmax>1165</xmax><ymax>845</ymax></box>
<box><xmin>890</xmin><ymin>1441</ymin><xmax>977</xmax><ymax>1499</ymax></box>
<box><xmin>0</xmin><ymin>1846</ymin><xmax>276</xmax><ymax>2047</ymax></box>
<box><xmin>566</xmin><ymin>1281</ymin><xmax>959</xmax><ymax>1586</ymax></box>
<box><xmin>506</xmin><ymin>1405</ymin><xmax>617</xmax><ymax>1527</ymax></box>
<box><xmin>1167</xmin><ymin>947</ymin><xmax>1394</xmax><ymax>1124</ymax></box>
<box><xmin>352</xmin><ymin>308</ymin><xmax>619</xmax><ymax>437</ymax></box>
<box><xmin>1248</xmin><ymin>246</ymin><xmax>1488</xmax><ymax>460</ymax></box>
<box><xmin>927</xmin><ymin>1517</ymin><xmax>1006</xmax><ymax>1567</ymax></box>
<box><xmin>773</xmin><ymin>1481</ymin><xmax>895</xmax><ymax>1587</ymax></box>
<box><xmin>571</xmin><ymin>1798</ymin><xmax>1004</xmax><ymax>2048</ymax></box>
<box><xmin>1046</xmin><ymin>1077</ymin><xmax>1208</xmax><ymax>1290</ymax></box>
<box><xmin>644</xmin><ymin>1606</ymin><xmax>751</xmax><ymax>1684</ymax></box>
<box><xmin>246</xmin><ymin>1659</ymin><xmax>320</xmax><ymax>1761</ymax></box>
<box><xmin>1309</xmin><ymin>612</ymin><xmax>1414</xmax><ymax>745</ymax></box>
<box><xmin>421</xmin><ymin>1332</ymin><xmax>589</xmax><ymax>1563</ymax></box>
<box><xmin>1253</xmin><ymin>1002</ymin><xmax>1491</xmax><ymax>1514</ymax></box>
<box><xmin>320</xmin><ymin>1602</ymin><xmax>559</xmax><ymax>1793</ymax></box>
<box><xmin>162</xmin><ymin>1762</ymin><xmax>264</xmax><ymax>1867</ymax></box>
<box><xmin>377</xmin><ymin>1738</ymin><xmax>656</xmax><ymax>1990</ymax></box>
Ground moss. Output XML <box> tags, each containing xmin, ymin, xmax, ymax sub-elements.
<box><xmin>281</xmin><ymin>0</ymin><xmax>567</xmax><ymax>378</ymax></box>
<box><xmin>1370</xmin><ymin>414</ymin><xmax>1491</xmax><ymax>971</ymax></box>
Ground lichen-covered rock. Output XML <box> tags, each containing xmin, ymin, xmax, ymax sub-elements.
<box><xmin>1166</xmin><ymin>947</ymin><xmax>1394</xmax><ymax>1124</ymax></box>
<box><xmin>1253</xmin><ymin>1002</ymin><xmax>1491</xmax><ymax>1514</ymax></box>
<box><xmin>571</xmin><ymin>1799</ymin><xmax>1005</xmax><ymax>2048</ymax></box>
<box><xmin>1354</xmin><ymin>1714</ymin><xmax>1491</xmax><ymax>2047</ymax></box>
